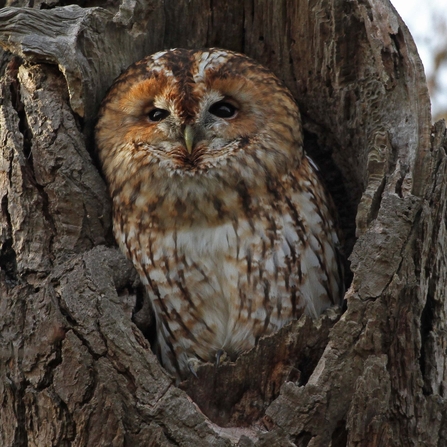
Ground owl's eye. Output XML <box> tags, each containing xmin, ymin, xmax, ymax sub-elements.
<box><xmin>148</xmin><ymin>108</ymin><xmax>170</xmax><ymax>122</ymax></box>
<box><xmin>209</xmin><ymin>101</ymin><xmax>237</xmax><ymax>119</ymax></box>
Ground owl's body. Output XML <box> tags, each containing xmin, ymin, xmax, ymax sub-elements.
<box><xmin>96</xmin><ymin>49</ymin><xmax>343</xmax><ymax>378</ymax></box>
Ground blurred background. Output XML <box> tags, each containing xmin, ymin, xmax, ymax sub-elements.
<box><xmin>393</xmin><ymin>0</ymin><xmax>447</xmax><ymax>121</ymax></box>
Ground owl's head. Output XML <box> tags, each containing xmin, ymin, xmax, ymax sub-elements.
<box><xmin>96</xmin><ymin>49</ymin><xmax>303</xmax><ymax>185</ymax></box>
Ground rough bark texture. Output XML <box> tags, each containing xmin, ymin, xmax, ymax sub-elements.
<box><xmin>0</xmin><ymin>1</ymin><xmax>446</xmax><ymax>446</ymax></box>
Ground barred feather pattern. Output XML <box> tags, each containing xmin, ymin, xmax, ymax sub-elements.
<box><xmin>96</xmin><ymin>48</ymin><xmax>343</xmax><ymax>379</ymax></box>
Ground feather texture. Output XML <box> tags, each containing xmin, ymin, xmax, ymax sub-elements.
<box><xmin>96</xmin><ymin>48</ymin><xmax>343</xmax><ymax>379</ymax></box>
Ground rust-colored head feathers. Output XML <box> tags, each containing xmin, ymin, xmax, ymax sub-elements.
<box><xmin>96</xmin><ymin>48</ymin><xmax>343</xmax><ymax>380</ymax></box>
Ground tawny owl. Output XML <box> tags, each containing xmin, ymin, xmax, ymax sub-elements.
<box><xmin>96</xmin><ymin>48</ymin><xmax>343</xmax><ymax>380</ymax></box>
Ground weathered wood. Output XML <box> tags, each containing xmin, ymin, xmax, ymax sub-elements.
<box><xmin>0</xmin><ymin>1</ymin><xmax>446</xmax><ymax>446</ymax></box>
<box><xmin>180</xmin><ymin>310</ymin><xmax>341</xmax><ymax>427</ymax></box>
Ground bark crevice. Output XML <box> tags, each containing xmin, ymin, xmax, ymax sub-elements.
<box><xmin>0</xmin><ymin>1</ymin><xmax>446</xmax><ymax>446</ymax></box>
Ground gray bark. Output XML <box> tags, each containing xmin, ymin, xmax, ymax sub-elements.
<box><xmin>0</xmin><ymin>1</ymin><xmax>446</xmax><ymax>446</ymax></box>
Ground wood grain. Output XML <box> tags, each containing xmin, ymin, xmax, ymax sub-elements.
<box><xmin>0</xmin><ymin>1</ymin><xmax>445</xmax><ymax>445</ymax></box>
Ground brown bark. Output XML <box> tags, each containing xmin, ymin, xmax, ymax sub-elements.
<box><xmin>0</xmin><ymin>1</ymin><xmax>446</xmax><ymax>446</ymax></box>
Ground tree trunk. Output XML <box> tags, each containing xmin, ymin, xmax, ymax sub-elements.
<box><xmin>0</xmin><ymin>1</ymin><xmax>446</xmax><ymax>446</ymax></box>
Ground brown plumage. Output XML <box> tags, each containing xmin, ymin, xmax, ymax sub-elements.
<box><xmin>96</xmin><ymin>48</ymin><xmax>343</xmax><ymax>379</ymax></box>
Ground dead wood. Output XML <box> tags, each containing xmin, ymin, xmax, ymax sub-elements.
<box><xmin>0</xmin><ymin>1</ymin><xmax>446</xmax><ymax>446</ymax></box>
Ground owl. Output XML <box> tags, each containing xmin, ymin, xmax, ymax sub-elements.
<box><xmin>96</xmin><ymin>48</ymin><xmax>343</xmax><ymax>380</ymax></box>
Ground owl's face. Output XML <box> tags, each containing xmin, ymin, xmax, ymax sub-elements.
<box><xmin>96</xmin><ymin>49</ymin><xmax>303</xmax><ymax>185</ymax></box>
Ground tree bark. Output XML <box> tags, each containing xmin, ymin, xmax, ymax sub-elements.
<box><xmin>0</xmin><ymin>1</ymin><xmax>446</xmax><ymax>446</ymax></box>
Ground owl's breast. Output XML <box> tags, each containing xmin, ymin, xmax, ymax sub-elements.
<box><xmin>120</xmin><ymin>207</ymin><xmax>314</xmax><ymax>359</ymax></box>
<box><xmin>113</xmin><ymin>162</ymin><xmax>342</xmax><ymax>376</ymax></box>
<box><xmin>123</xmin><ymin>219</ymin><xmax>244</xmax><ymax>355</ymax></box>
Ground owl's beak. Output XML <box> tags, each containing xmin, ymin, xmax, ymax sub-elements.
<box><xmin>184</xmin><ymin>125</ymin><xmax>195</xmax><ymax>154</ymax></box>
